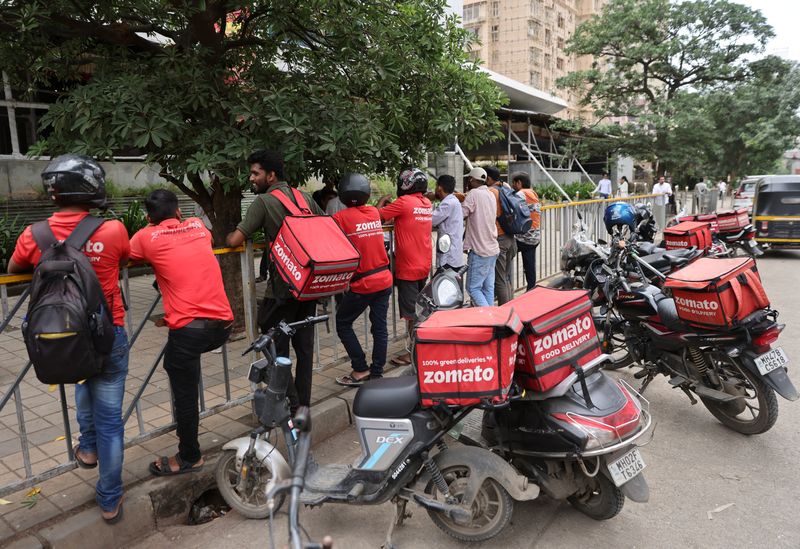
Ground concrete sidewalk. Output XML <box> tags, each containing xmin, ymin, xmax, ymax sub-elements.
<box><xmin>0</xmin><ymin>271</ymin><xmax>409</xmax><ymax>547</ymax></box>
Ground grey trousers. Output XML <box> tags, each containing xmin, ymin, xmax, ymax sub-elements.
<box><xmin>495</xmin><ymin>234</ymin><xmax>517</xmax><ymax>305</ymax></box>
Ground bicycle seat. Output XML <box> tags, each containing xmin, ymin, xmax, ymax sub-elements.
<box><xmin>353</xmin><ymin>376</ymin><xmax>419</xmax><ymax>419</ymax></box>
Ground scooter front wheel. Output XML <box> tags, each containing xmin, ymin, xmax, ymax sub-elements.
<box><xmin>426</xmin><ymin>465</ymin><xmax>513</xmax><ymax>542</ymax></box>
<box><xmin>216</xmin><ymin>449</ymin><xmax>284</xmax><ymax>519</ymax></box>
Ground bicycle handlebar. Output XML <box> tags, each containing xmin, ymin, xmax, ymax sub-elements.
<box><xmin>242</xmin><ymin>315</ymin><xmax>329</xmax><ymax>356</ymax></box>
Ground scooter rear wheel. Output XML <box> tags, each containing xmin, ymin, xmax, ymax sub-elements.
<box><xmin>215</xmin><ymin>449</ymin><xmax>284</xmax><ymax>519</ymax></box>
<box><xmin>426</xmin><ymin>465</ymin><xmax>513</xmax><ymax>542</ymax></box>
<box><xmin>567</xmin><ymin>473</ymin><xmax>625</xmax><ymax>520</ymax></box>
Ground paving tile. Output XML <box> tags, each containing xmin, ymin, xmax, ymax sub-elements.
<box><xmin>3</xmin><ymin>497</ymin><xmax>61</xmax><ymax>532</ymax></box>
<box><xmin>48</xmin><ymin>480</ymin><xmax>96</xmax><ymax>513</ymax></box>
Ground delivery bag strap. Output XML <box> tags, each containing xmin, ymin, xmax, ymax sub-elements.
<box><xmin>741</xmin><ymin>269</ymin><xmax>770</xmax><ymax>309</ymax></box>
<box><xmin>270</xmin><ymin>187</ymin><xmax>313</xmax><ymax>216</ymax></box>
<box><xmin>350</xmin><ymin>264</ymin><xmax>390</xmax><ymax>283</ymax></box>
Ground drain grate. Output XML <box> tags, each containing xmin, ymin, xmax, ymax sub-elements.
<box><xmin>188</xmin><ymin>487</ymin><xmax>231</xmax><ymax>525</ymax></box>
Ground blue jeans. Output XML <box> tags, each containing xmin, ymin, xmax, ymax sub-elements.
<box><xmin>336</xmin><ymin>287</ymin><xmax>391</xmax><ymax>376</ymax></box>
<box><xmin>467</xmin><ymin>251</ymin><xmax>498</xmax><ymax>307</ymax></box>
<box><xmin>75</xmin><ymin>326</ymin><xmax>128</xmax><ymax>512</ymax></box>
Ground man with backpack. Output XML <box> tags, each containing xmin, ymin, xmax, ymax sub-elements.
<box><xmin>226</xmin><ymin>150</ymin><xmax>324</xmax><ymax>413</ymax></box>
<box><xmin>377</xmin><ymin>168</ymin><xmax>433</xmax><ymax>366</ymax></box>
<box><xmin>331</xmin><ymin>174</ymin><xmax>393</xmax><ymax>387</ymax></box>
<box><xmin>8</xmin><ymin>155</ymin><xmax>129</xmax><ymax>524</ymax></box>
<box><xmin>511</xmin><ymin>172</ymin><xmax>541</xmax><ymax>290</ymax></box>
<box><xmin>129</xmin><ymin>190</ymin><xmax>233</xmax><ymax>477</ymax></box>
<box><xmin>486</xmin><ymin>166</ymin><xmax>519</xmax><ymax>305</ymax></box>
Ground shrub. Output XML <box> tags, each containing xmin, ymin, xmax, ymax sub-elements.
<box><xmin>0</xmin><ymin>214</ymin><xmax>27</xmax><ymax>272</ymax></box>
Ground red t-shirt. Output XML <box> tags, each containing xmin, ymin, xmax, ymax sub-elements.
<box><xmin>11</xmin><ymin>212</ymin><xmax>130</xmax><ymax>326</ymax></box>
<box><xmin>332</xmin><ymin>206</ymin><xmax>393</xmax><ymax>294</ymax></box>
<box><xmin>129</xmin><ymin>217</ymin><xmax>233</xmax><ymax>329</ymax></box>
<box><xmin>379</xmin><ymin>194</ymin><xmax>432</xmax><ymax>281</ymax></box>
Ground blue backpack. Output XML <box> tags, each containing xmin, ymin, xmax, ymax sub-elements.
<box><xmin>496</xmin><ymin>185</ymin><xmax>533</xmax><ymax>235</ymax></box>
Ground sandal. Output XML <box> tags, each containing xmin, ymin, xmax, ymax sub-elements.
<box><xmin>102</xmin><ymin>497</ymin><xmax>124</xmax><ymax>524</ymax></box>
<box><xmin>75</xmin><ymin>446</ymin><xmax>97</xmax><ymax>469</ymax></box>
<box><xmin>149</xmin><ymin>454</ymin><xmax>204</xmax><ymax>477</ymax></box>
<box><xmin>335</xmin><ymin>373</ymin><xmax>371</xmax><ymax>387</ymax></box>
<box><xmin>389</xmin><ymin>354</ymin><xmax>412</xmax><ymax>366</ymax></box>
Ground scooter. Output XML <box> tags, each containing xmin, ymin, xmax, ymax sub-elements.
<box><xmin>216</xmin><ymin>316</ymin><xmax>540</xmax><ymax>547</ymax></box>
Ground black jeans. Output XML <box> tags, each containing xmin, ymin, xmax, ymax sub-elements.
<box><xmin>517</xmin><ymin>241</ymin><xmax>538</xmax><ymax>291</ymax></box>
<box><xmin>258</xmin><ymin>298</ymin><xmax>317</xmax><ymax>409</ymax></box>
<box><xmin>164</xmin><ymin>321</ymin><xmax>231</xmax><ymax>464</ymax></box>
<box><xmin>336</xmin><ymin>287</ymin><xmax>391</xmax><ymax>377</ymax></box>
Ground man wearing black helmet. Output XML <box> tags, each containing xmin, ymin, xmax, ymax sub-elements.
<box><xmin>331</xmin><ymin>174</ymin><xmax>393</xmax><ymax>386</ymax></box>
<box><xmin>226</xmin><ymin>150</ymin><xmax>323</xmax><ymax>412</ymax></box>
<box><xmin>8</xmin><ymin>155</ymin><xmax>129</xmax><ymax>524</ymax></box>
<box><xmin>377</xmin><ymin>168</ymin><xmax>433</xmax><ymax>365</ymax></box>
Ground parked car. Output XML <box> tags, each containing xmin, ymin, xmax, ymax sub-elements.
<box><xmin>733</xmin><ymin>176</ymin><xmax>767</xmax><ymax>213</ymax></box>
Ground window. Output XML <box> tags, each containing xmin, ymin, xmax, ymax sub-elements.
<box><xmin>529</xmin><ymin>47</ymin><xmax>542</xmax><ymax>66</ymax></box>
<box><xmin>557</xmin><ymin>14</ymin><xmax>565</xmax><ymax>28</ymax></box>
<box><xmin>463</xmin><ymin>3</ymin><xmax>481</xmax><ymax>22</ymax></box>
<box><xmin>492</xmin><ymin>1</ymin><xmax>500</xmax><ymax>17</ymax></box>
<box><xmin>544</xmin><ymin>53</ymin><xmax>552</xmax><ymax>67</ymax></box>
<box><xmin>491</xmin><ymin>25</ymin><xmax>499</xmax><ymax>42</ymax></box>
<box><xmin>528</xmin><ymin>20</ymin><xmax>541</xmax><ymax>39</ymax></box>
<box><xmin>557</xmin><ymin>37</ymin><xmax>565</xmax><ymax>50</ymax></box>
<box><xmin>556</xmin><ymin>57</ymin><xmax>564</xmax><ymax>70</ymax></box>
<box><xmin>545</xmin><ymin>28</ymin><xmax>552</xmax><ymax>46</ymax></box>
<box><xmin>530</xmin><ymin>0</ymin><xmax>542</xmax><ymax>16</ymax></box>
<box><xmin>529</xmin><ymin>71</ymin><xmax>542</xmax><ymax>88</ymax></box>
<box><xmin>466</xmin><ymin>25</ymin><xmax>481</xmax><ymax>38</ymax></box>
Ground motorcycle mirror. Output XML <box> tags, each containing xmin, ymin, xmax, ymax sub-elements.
<box><xmin>437</xmin><ymin>233</ymin><xmax>451</xmax><ymax>254</ymax></box>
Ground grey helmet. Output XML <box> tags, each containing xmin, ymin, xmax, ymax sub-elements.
<box><xmin>41</xmin><ymin>154</ymin><xmax>107</xmax><ymax>209</ymax></box>
<box><xmin>338</xmin><ymin>173</ymin><xmax>371</xmax><ymax>207</ymax></box>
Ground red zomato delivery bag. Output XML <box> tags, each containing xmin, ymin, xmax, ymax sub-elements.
<box><xmin>414</xmin><ymin>307</ymin><xmax>521</xmax><ymax>407</ymax></box>
<box><xmin>665</xmin><ymin>257</ymin><xmax>770</xmax><ymax>329</ymax></box>
<box><xmin>716</xmin><ymin>208</ymin><xmax>750</xmax><ymax>232</ymax></box>
<box><xmin>269</xmin><ymin>188</ymin><xmax>360</xmax><ymax>300</ymax></box>
<box><xmin>664</xmin><ymin>221</ymin><xmax>713</xmax><ymax>251</ymax></box>
<box><xmin>505</xmin><ymin>287</ymin><xmax>601</xmax><ymax>392</ymax></box>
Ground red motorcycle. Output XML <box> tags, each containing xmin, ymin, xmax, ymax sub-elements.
<box><xmin>671</xmin><ymin>208</ymin><xmax>762</xmax><ymax>257</ymax></box>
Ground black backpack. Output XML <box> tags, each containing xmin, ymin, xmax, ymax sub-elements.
<box><xmin>496</xmin><ymin>185</ymin><xmax>533</xmax><ymax>235</ymax></box>
<box><xmin>22</xmin><ymin>216</ymin><xmax>115</xmax><ymax>384</ymax></box>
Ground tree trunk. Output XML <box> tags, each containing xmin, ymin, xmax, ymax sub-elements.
<box><xmin>211</xmin><ymin>187</ymin><xmax>246</xmax><ymax>335</ymax></box>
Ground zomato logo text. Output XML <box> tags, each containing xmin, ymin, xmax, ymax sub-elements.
<box><xmin>675</xmin><ymin>296</ymin><xmax>719</xmax><ymax>311</ymax></box>
<box><xmin>533</xmin><ymin>316</ymin><xmax>592</xmax><ymax>354</ymax></box>
<box><xmin>422</xmin><ymin>365</ymin><xmax>495</xmax><ymax>385</ymax></box>
<box><xmin>273</xmin><ymin>240</ymin><xmax>302</xmax><ymax>281</ymax></box>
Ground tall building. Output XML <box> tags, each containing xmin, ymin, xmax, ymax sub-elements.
<box><xmin>462</xmin><ymin>0</ymin><xmax>606</xmax><ymax>119</ymax></box>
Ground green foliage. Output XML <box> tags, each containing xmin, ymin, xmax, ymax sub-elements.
<box><xmin>1</xmin><ymin>0</ymin><xmax>505</xmax><ymax>242</ymax></box>
<box><xmin>536</xmin><ymin>182</ymin><xmax>597</xmax><ymax>202</ymax></box>
<box><xmin>0</xmin><ymin>214</ymin><xmax>27</xmax><ymax>272</ymax></box>
<box><xmin>558</xmin><ymin>0</ymin><xmax>774</xmax><ymax>173</ymax></box>
<box><xmin>104</xmin><ymin>201</ymin><xmax>148</xmax><ymax>237</ymax></box>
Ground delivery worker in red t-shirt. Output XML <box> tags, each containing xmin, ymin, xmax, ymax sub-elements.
<box><xmin>377</xmin><ymin>168</ymin><xmax>432</xmax><ymax>365</ymax></box>
<box><xmin>331</xmin><ymin>174</ymin><xmax>393</xmax><ymax>386</ymax></box>
<box><xmin>128</xmin><ymin>190</ymin><xmax>234</xmax><ymax>477</ymax></box>
<box><xmin>8</xmin><ymin>155</ymin><xmax>129</xmax><ymax>524</ymax></box>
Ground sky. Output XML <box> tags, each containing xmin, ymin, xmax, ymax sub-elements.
<box><xmin>445</xmin><ymin>0</ymin><xmax>800</xmax><ymax>63</ymax></box>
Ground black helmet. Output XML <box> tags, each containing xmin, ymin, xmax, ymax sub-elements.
<box><xmin>396</xmin><ymin>168</ymin><xmax>428</xmax><ymax>196</ymax></box>
<box><xmin>42</xmin><ymin>154</ymin><xmax>107</xmax><ymax>209</ymax></box>
<box><xmin>338</xmin><ymin>173</ymin><xmax>371</xmax><ymax>207</ymax></box>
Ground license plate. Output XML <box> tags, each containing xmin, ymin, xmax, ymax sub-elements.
<box><xmin>754</xmin><ymin>347</ymin><xmax>789</xmax><ymax>376</ymax></box>
<box><xmin>607</xmin><ymin>447</ymin><xmax>646</xmax><ymax>487</ymax></box>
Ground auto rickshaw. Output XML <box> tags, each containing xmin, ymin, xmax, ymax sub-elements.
<box><xmin>753</xmin><ymin>175</ymin><xmax>800</xmax><ymax>249</ymax></box>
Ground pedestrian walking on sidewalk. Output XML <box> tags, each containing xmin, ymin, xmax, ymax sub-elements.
<box><xmin>332</xmin><ymin>174</ymin><xmax>393</xmax><ymax>387</ymax></box>
<box><xmin>130</xmin><ymin>190</ymin><xmax>233</xmax><ymax>478</ymax></box>
<box><xmin>9</xmin><ymin>155</ymin><xmax>130</xmax><ymax>524</ymax></box>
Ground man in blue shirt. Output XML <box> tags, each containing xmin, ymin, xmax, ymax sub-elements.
<box><xmin>431</xmin><ymin>175</ymin><xmax>464</xmax><ymax>272</ymax></box>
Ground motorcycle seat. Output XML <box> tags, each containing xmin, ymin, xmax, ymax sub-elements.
<box><xmin>654</xmin><ymin>294</ymin><xmax>684</xmax><ymax>331</ymax></box>
<box><xmin>641</xmin><ymin>248</ymin><xmax>698</xmax><ymax>272</ymax></box>
<box><xmin>353</xmin><ymin>376</ymin><xmax>419</xmax><ymax>419</ymax></box>
<box><xmin>635</xmin><ymin>242</ymin><xmax>664</xmax><ymax>255</ymax></box>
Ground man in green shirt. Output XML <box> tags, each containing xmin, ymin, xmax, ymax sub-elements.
<box><xmin>226</xmin><ymin>150</ymin><xmax>323</xmax><ymax>411</ymax></box>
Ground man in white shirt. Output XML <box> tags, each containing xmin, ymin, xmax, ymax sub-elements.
<box><xmin>593</xmin><ymin>173</ymin><xmax>613</xmax><ymax>199</ymax></box>
<box><xmin>652</xmin><ymin>176</ymin><xmax>673</xmax><ymax>233</ymax></box>
<box><xmin>718</xmin><ymin>180</ymin><xmax>727</xmax><ymax>207</ymax></box>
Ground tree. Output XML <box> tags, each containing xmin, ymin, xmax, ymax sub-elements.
<box><xmin>0</xmin><ymin>0</ymin><xmax>504</xmax><ymax>325</ymax></box>
<box><xmin>703</xmin><ymin>56</ymin><xmax>800</xmax><ymax>180</ymax></box>
<box><xmin>558</xmin><ymin>0</ymin><xmax>773</xmax><ymax>174</ymax></box>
